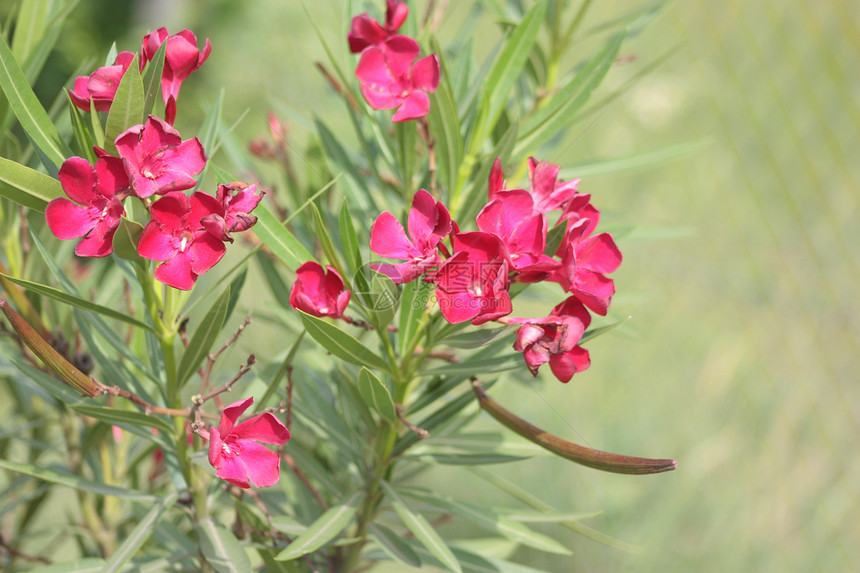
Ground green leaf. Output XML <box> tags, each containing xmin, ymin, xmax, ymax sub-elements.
<box><xmin>469</xmin><ymin>2</ymin><xmax>546</xmax><ymax>155</ymax></box>
<box><xmin>402</xmin><ymin>452</ymin><xmax>529</xmax><ymax>465</ymax></box>
<box><xmin>0</xmin><ymin>156</ymin><xmax>63</xmax><ymax>211</ymax></box>
<box><xmin>198</xmin><ymin>89</ymin><xmax>223</xmax><ymax>154</ymax></box>
<box><xmin>141</xmin><ymin>40</ymin><xmax>166</xmax><ymax>117</ymax></box>
<box><xmin>442</xmin><ymin>325</ymin><xmax>515</xmax><ymax>349</ymax></box>
<box><xmin>357</xmin><ymin>367</ymin><xmax>397</xmax><ymax>423</ymax></box>
<box><xmin>398</xmin><ymin>279</ymin><xmax>431</xmax><ymax>357</ymax></box>
<box><xmin>102</xmin><ymin>492</ymin><xmax>179</xmax><ymax>573</ymax></box>
<box><xmin>0</xmin><ymin>273</ymin><xmax>154</xmax><ymax>332</ymax></box>
<box><xmin>315</xmin><ymin>118</ymin><xmax>377</xmax><ymax>213</ymax></box>
<box><xmin>580</xmin><ymin>317</ymin><xmax>630</xmax><ymax>344</ymax></box>
<box><xmin>367</xmin><ymin>267</ymin><xmax>398</xmax><ymax>330</ymax></box>
<box><xmin>71</xmin><ymin>405</ymin><xmax>173</xmax><ymax>436</ymax></box>
<box><xmin>275</xmin><ymin>490</ymin><xmax>362</xmax><ymax>561</ymax></box>
<box><xmin>401</xmin><ymin>489</ymin><xmax>572</xmax><ymax>556</ymax></box>
<box><xmin>380</xmin><ymin>480</ymin><xmax>462</xmax><ymax>573</ymax></box>
<box><xmin>254</xmin><ymin>250</ymin><xmax>292</xmax><ymax>307</ymax></box>
<box><xmin>514</xmin><ymin>32</ymin><xmax>623</xmax><ymax>157</ymax></box>
<box><xmin>0</xmin><ymin>340</ymin><xmax>83</xmax><ymax>404</ymax></box>
<box><xmin>0</xmin><ymin>459</ymin><xmax>156</xmax><ymax>500</ymax></box>
<box><xmin>420</xmin><ymin>353</ymin><xmax>522</xmax><ymax>377</ymax></box>
<box><xmin>90</xmin><ymin>98</ymin><xmax>105</xmax><ymax>148</ymax></box>
<box><xmin>309</xmin><ymin>200</ymin><xmax>343</xmax><ymax>273</ymax></box>
<box><xmin>254</xmin><ymin>203</ymin><xmax>314</xmax><ymax>271</ymax></box>
<box><xmin>559</xmin><ymin>140</ymin><xmax>707</xmax><ymax>178</ymax></box>
<box><xmin>28</xmin><ymin>558</ymin><xmax>106</xmax><ymax>573</ymax></box>
<box><xmin>197</xmin><ymin>517</ymin><xmax>252</xmax><ymax>573</ymax></box>
<box><xmin>67</xmin><ymin>94</ymin><xmax>96</xmax><ymax>163</ymax></box>
<box><xmin>103</xmin><ymin>54</ymin><xmax>144</xmax><ymax>155</ymax></box>
<box><xmin>454</xmin><ymin>119</ymin><xmax>518</xmax><ymax>221</ymax></box>
<box><xmin>0</xmin><ymin>29</ymin><xmax>72</xmax><ymax>171</ymax></box>
<box><xmin>297</xmin><ymin>311</ymin><xmax>390</xmax><ymax>372</ymax></box>
<box><xmin>427</xmin><ymin>53</ymin><xmax>464</xmax><ymax>198</ymax></box>
<box><xmin>11</xmin><ymin>0</ymin><xmax>51</xmax><ymax>64</ymax></box>
<box><xmin>506</xmin><ymin>510</ymin><xmax>603</xmax><ymax>523</ymax></box>
<box><xmin>338</xmin><ymin>201</ymin><xmax>363</xmax><ymax>275</ymax></box>
<box><xmin>368</xmin><ymin>523</ymin><xmax>422</xmax><ymax>568</ymax></box>
<box><xmin>176</xmin><ymin>285</ymin><xmax>231</xmax><ymax>389</ymax></box>
<box><xmin>111</xmin><ymin>218</ymin><xmax>146</xmax><ymax>265</ymax></box>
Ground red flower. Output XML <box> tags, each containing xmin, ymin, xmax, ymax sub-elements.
<box><xmin>201</xmin><ymin>182</ymin><xmax>263</xmax><ymax>243</ymax></box>
<box><xmin>527</xmin><ymin>158</ymin><xmax>581</xmax><ymax>214</ymax></box>
<box><xmin>348</xmin><ymin>0</ymin><xmax>409</xmax><ymax>53</ymax></box>
<box><xmin>137</xmin><ymin>191</ymin><xmax>227</xmax><ymax>290</ymax></box>
<box><xmin>45</xmin><ymin>155</ymin><xmax>130</xmax><ymax>257</ymax></box>
<box><xmin>289</xmin><ymin>262</ymin><xmax>351</xmax><ymax>319</ymax></box>
<box><xmin>140</xmin><ymin>28</ymin><xmax>212</xmax><ymax>125</ymax></box>
<box><xmin>68</xmin><ymin>51</ymin><xmax>136</xmax><ymax>113</ymax></box>
<box><xmin>476</xmin><ymin>189</ymin><xmax>559</xmax><ymax>277</ymax></box>
<box><xmin>370</xmin><ymin>189</ymin><xmax>452</xmax><ymax>283</ymax></box>
<box><xmin>115</xmin><ymin>116</ymin><xmax>206</xmax><ymax>199</ymax></box>
<box><xmin>431</xmin><ymin>232</ymin><xmax>512</xmax><ymax>325</ymax></box>
<box><xmin>510</xmin><ymin>297</ymin><xmax>592</xmax><ymax>383</ymax></box>
<box><xmin>207</xmin><ymin>397</ymin><xmax>290</xmax><ymax>489</ymax></box>
<box><xmin>551</xmin><ymin>219</ymin><xmax>622</xmax><ymax>316</ymax></box>
<box><xmin>355</xmin><ymin>36</ymin><xmax>440</xmax><ymax>122</ymax></box>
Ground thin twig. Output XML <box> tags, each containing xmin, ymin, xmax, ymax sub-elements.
<box><xmin>95</xmin><ymin>381</ymin><xmax>189</xmax><ymax>417</ymax></box>
<box><xmin>197</xmin><ymin>354</ymin><xmax>256</xmax><ymax>404</ymax></box>
<box><xmin>396</xmin><ymin>404</ymin><xmax>429</xmax><ymax>439</ymax></box>
<box><xmin>0</xmin><ymin>533</ymin><xmax>51</xmax><ymax>564</ymax></box>
<box><xmin>283</xmin><ymin>453</ymin><xmax>328</xmax><ymax>510</ymax></box>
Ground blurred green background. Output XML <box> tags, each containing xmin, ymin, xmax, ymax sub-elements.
<box><xmin>5</xmin><ymin>0</ymin><xmax>859</xmax><ymax>570</ymax></box>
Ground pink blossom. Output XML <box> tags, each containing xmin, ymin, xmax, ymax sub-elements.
<box><xmin>289</xmin><ymin>262</ymin><xmax>351</xmax><ymax>319</ymax></box>
<box><xmin>45</xmin><ymin>155</ymin><xmax>130</xmax><ymax>257</ymax></box>
<box><xmin>476</xmin><ymin>189</ymin><xmax>559</xmax><ymax>277</ymax></box>
<box><xmin>510</xmin><ymin>297</ymin><xmax>592</xmax><ymax>383</ymax></box>
<box><xmin>140</xmin><ymin>28</ymin><xmax>212</xmax><ymax>124</ymax></box>
<box><xmin>348</xmin><ymin>0</ymin><xmax>409</xmax><ymax>53</ymax></box>
<box><xmin>355</xmin><ymin>35</ymin><xmax>440</xmax><ymax>122</ymax></box>
<box><xmin>201</xmin><ymin>182</ymin><xmax>263</xmax><ymax>243</ymax></box>
<box><xmin>551</xmin><ymin>220</ymin><xmax>622</xmax><ymax>315</ymax></box>
<box><xmin>370</xmin><ymin>189</ymin><xmax>452</xmax><ymax>283</ymax></box>
<box><xmin>206</xmin><ymin>397</ymin><xmax>290</xmax><ymax>489</ymax></box>
<box><xmin>115</xmin><ymin>116</ymin><xmax>206</xmax><ymax>199</ymax></box>
<box><xmin>431</xmin><ymin>232</ymin><xmax>512</xmax><ymax>325</ymax></box>
<box><xmin>137</xmin><ymin>191</ymin><xmax>227</xmax><ymax>290</ymax></box>
<box><xmin>528</xmin><ymin>157</ymin><xmax>581</xmax><ymax>214</ymax></box>
<box><xmin>68</xmin><ymin>51</ymin><xmax>136</xmax><ymax>113</ymax></box>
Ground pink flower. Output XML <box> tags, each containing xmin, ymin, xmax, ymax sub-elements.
<box><xmin>431</xmin><ymin>232</ymin><xmax>512</xmax><ymax>325</ymax></box>
<box><xmin>137</xmin><ymin>191</ymin><xmax>227</xmax><ymax>290</ymax></box>
<box><xmin>207</xmin><ymin>397</ymin><xmax>290</xmax><ymax>489</ymax></box>
<box><xmin>115</xmin><ymin>116</ymin><xmax>206</xmax><ymax>199</ymax></box>
<box><xmin>140</xmin><ymin>28</ymin><xmax>212</xmax><ymax>125</ymax></box>
<box><xmin>289</xmin><ymin>262</ymin><xmax>351</xmax><ymax>319</ymax></box>
<box><xmin>528</xmin><ymin>158</ymin><xmax>581</xmax><ymax>214</ymax></box>
<box><xmin>201</xmin><ymin>182</ymin><xmax>263</xmax><ymax>243</ymax></box>
<box><xmin>370</xmin><ymin>189</ymin><xmax>452</xmax><ymax>283</ymax></box>
<box><xmin>348</xmin><ymin>0</ymin><xmax>409</xmax><ymax>53</ymax></box>
<box><xmin>355</xmin><ymin>36</ymin><xmax>440</xmax><ymax>122</ymax></box>
<box><xmin>45</xmin><ymin>155</ymin><xmax>130</xmax><ymax>257</ymax></box>
<box><xmin>551</xmin><ymin>220</ymin><xmax>622</xmax><ymax>316</ymax></box>
<box><xmin>510</xmin><ymin>297</ymin><xmax>592</xmax><ymax>383</ymax></box>
<box><xmin>68</xmin><ymin>51</ymin><xmax>136</xmax><ymax>113</ymax></box>
<box><xmin>475</xmin><ymin>189</ymin><xmax>559</xmax><ymax>277</ymax></box>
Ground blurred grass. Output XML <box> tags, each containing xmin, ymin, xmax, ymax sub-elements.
<box><xmin>4</xmin><ymin>0</ymin><xmax>859</xmax><ymax>570</ymax></box>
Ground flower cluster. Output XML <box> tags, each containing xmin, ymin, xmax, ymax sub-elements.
<box><xmin>368</xmin><ymin>158</ymin><xmax>622</xmax><ymax>383</ymax></box>
<box><xmin>49</xmin><ymin>28</ymin><xmax>261</xmax><ymax>291</ymax></box>
<box><xmin>349</xmin><ymin>1</ymin><xmax>440</xmax><ymax>122</ymax></box>
<box><xmin>69</xmin><ymin>27</ymin><xmax>210</xmax><ymax>125</ymax></box>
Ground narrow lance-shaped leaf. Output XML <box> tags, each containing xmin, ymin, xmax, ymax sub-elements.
<box><xmin>471</xmin><ymin>381</ymin><xmax>677</xmax><ymax>474</ymax></box>
<box><xmin>358</xmin><ymin>367</ymin><xmax>397</xmax><ymax>423</ymax></box>
<box><xmin>275</xmin><ymin>490</ymin><xmax>362</xmax><ymax>561</ymax></box>
<box><xmin>297</xmin><ymin>311</ymin><xmax>390</xmax><ymax>373</ymax></box>
<box><xmin>379</xmin><ymin>480</ymin><xmax>462</xmax><ymax>573</ymax></box>
<box><xmin>0</xmin><ymin>28</ymin><xmax>72</xmax><ymax>171</ymax></box>
<box><xmin>368</xmin><ymin>523</ymin><xmax>422</xmax><ymax>568</ymax></box>
<box><xmin>176</xmin><ymin>286</ymin><xmax>231</xmax><ymax>389</ymax></box>
<box><xmin>427</xmin><ymin>44</ymin><xmax>463</xmax><ymax>198</ymax></box>
<box><xmin>254</xmin><ymin>203</ymin><xmax>314</xmax><ymax>271</ymax></box>
<box><xmin>141</xmin><ymin>40</ymin><xmax>166</xmax><ymax>116</ymax></box>
<box><xmin>0</xmin><ymin>299</ymin><xmax>99</xmax><ymax>397</ymax></box>
<box><xmin>0</xmin><ymin>459</ymin><xmax>156</xmax><ymax>501</ymax></box>
<box><xmin>103</xmin><ymin>54</ymin><xmax>145</xmax><ymax>155</ymax></box>
<box><xmin>101</xmin><ymin>492</ymin><xmax>180</xmax><ymax>573</ymax></box>
<box><xmin>198</xmin><ymin>517</ymin><xmax>252</xmax><ymax>573</ymax></box>
<box><xmin>1</xmin><ymin>273</ymin><xmax>154</xmax><ymax>332</ymax></box>
<box><xmin>0</xmin><ymin>156</ymin><xmax>63</xmax><ymax>212</ymax></box>
<box><xmin>67</xmin><ymin>94</ymin><xmax>96</xmax><ymax>163</ymax></box>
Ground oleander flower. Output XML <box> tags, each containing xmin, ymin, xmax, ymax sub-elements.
<box><xmin>115</xmin><ymin>115</ymin><xmax>206</xmax><ymax>199</ymax></box>
<box><xmin>510</xmin><ymin>297</ymin><xmax>592</xmax><ymax>383</ymax></box>
<box><xmin>207</xmin><ymin>397</ymin><xmax>290</xmax><ymax>489</ymax></box>
<box><xmin>140</xmin><ymin>28</ymin><xmax>212</xmax><ymax>124</ymax></box>
<box><xmin>355</xmin><ymin>35</ymin><xmax>440</xmax><ymax>122</ymax></box>
<box><xmin>68</xmin><ymin>51</ymin><xmax>136</xmax><ymax>113</ymax></box>
<box><xmin>370</xmin><ymin>189</ymin><xmax>452</xmax><ymax>283</ymax></box>
<box><xmin>137</xmin><ymin>191</ymin><xmax>226</xmax><ymax>290</ymax></box>
<box><xmin>45</xmin><ymin>154</ymin><xmax>130</xmax><ymax>257</ymax></box>
<box><xmin>528</xmin><ymin>157</ymin><xmax>581</xmax><ymax>214</ymax></box>
<box><xmin>289</xmin><ymin>262</ymin><xmax>351</xmax><ymax>319</ymax></box>
<box><xmin>201</xmin><ymin>182</ymin><xmax>263</xmax><ymax>243</ymax></box>
<box><xmin>348</xmin><ymin>0</ymin><xmax>409</xmax><ymax>53</ymax></box>
<box><xmin>431</xmin><ymin>232</ymin><xmax>512</xmax><ymax>325</ymax></box>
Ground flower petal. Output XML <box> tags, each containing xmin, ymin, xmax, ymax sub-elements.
<box><xmin>392</xmin><ymin>90</ymin><xmax>430</xmax><ymax>122</ymax></box>
<box><xmin>217</xmin><ymin>397</ymin><xmax>254</xmax><ymax>436</ymax></box>
<box><xmin>215</xmin><ymin>454</ymin><xmax>251</xmax><ymax>488</ymax></box>
<box><xmin>45</xmin><ymin>199</ymin><xmax>98</xmax><ymax>240</ymax></box>
<box><xmin>232</xmin><ymin>412</ymin><xmax>290</xmax><ymax>444</ymax></box>
<box><xmin>154</xmin><ymin>252</ymin><xmax>197</xmax><ymax>290</ymax></box>
<box><xmin>236</xmin><ymin>440</ymin><xmax>281</xmax><ymax>488</ymax></box>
